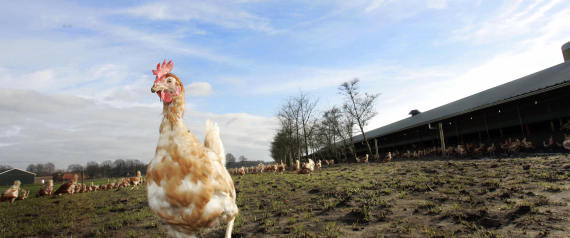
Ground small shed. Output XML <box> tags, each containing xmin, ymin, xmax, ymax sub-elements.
<box><xmin>35</xmin><ymin>176</ymin><xmax>53</xmax><ymax>184</ymax></box>
<box><xmin>0</xmin><ymin>168</ymin><xmax>36</xmax><ymax>186</ymax></box>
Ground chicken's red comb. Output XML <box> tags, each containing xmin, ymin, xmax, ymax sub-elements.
<box><xmin>152</xmin><ymin>59</ymin><xmax>174</xmax><ymax>82</ymax></box>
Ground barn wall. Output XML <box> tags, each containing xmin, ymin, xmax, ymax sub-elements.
<box><xmin>354</xmin><ymin>85</ymin><xmax>570</xmax><ymax>156</ymax></box>
<box><xmin>0</xmin><ymin>170</ymin><xmax>35</xmax><ymax>186</ymax></box>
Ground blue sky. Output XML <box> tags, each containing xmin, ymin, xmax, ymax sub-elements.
<box><xmin>1</xmin><ymin>0</ymin><xmax>570</xmax><ymax>169</ymax></box>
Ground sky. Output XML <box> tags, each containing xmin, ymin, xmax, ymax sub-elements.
<box><xmin>1</xmin><ymin>0</ymin><xmax>570</xmax><ymax>169</ymax></box>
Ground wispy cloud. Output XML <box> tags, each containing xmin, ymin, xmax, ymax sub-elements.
<box><xmin>451</xmin><ymin>0</ymin><xmax>567</xmax><ymax>44</ymax></box>
<box><xmin>120</xmin><ymin>0</ymin><xmax>277</xmax><ymax>34</ymax></box>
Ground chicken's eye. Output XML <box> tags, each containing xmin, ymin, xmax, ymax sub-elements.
<box><xmin>167</xmin><ymin>79</ymin><xmax>172</xmax><ymax>83</ymax></box>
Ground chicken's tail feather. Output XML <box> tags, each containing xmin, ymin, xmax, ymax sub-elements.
<box><xmin>204</xmin><ymin>120</ymin><xmax>226</xmax><ymax>165</ymax></box>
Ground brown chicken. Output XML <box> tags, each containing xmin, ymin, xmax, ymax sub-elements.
<box><xmin>1</xmin><ymin>180</ymin><xmax>21</xmax><ymax>204</ymax></box>
<box><xmin>54</xmin><ymin>174</ymin><xmax>78</xmax><ymax>196</ymax></box>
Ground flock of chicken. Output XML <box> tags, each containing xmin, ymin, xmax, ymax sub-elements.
<box><xmin>380</xmin><ymin>135</ymin><xmax>570</xmax><ymax>161</ymax></box>
<box><xmin>0</xmin><ymin>171</ymin><xmax>144</xmax><ymax>204</ymax></box>
<box><xmin>228</xmin><ymin>158</ymin><xmax>340</xmax><ymax>176</ymax></box>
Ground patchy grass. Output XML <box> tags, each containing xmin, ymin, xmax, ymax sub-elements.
<box><xmin>1</xmin><ymin>155</ymin><xmax>570</xmax><ymax>237</ymax></box>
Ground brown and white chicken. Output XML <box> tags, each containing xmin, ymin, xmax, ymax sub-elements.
<box><xmin>356</xmin><ymin>154</ymin><xmax>369</xmax><ymax>163</ymax></box>
<box><xmin>17</xmin><ymin>189</ymin><xmax>29</xmax><ymax>200</ymax></box>
<box><xmin>54</xmin><ymin>174</ymin><xmax>78</xmax><ymax>196</ymax></box>
<box><xmin>1</xmin><ymin>180</ymin><xmax>21</xmax><ymax>204</ymax></box>
<box><xmin>563</xmin><ymin>134</ymin><xmax>570</xmax><ymax>151</ymax></box>
<box><xmin>130</xmin><ymin>171</ymin><xmax>143</xmax><ymax>187</ymax></box>
<box><xmin>297</xmin><ymin>159</ymin><xmax>315</xmax><ymax>175</ymax></box>
<box><xmin>146</xmin><ymin>60</ymin><xmax>238</xmax><ymax>238</ymax></box>
<box><xmin>37</xmin><ymin>179</ymin><xmax>54</xmax><ymax>197</ymax></box>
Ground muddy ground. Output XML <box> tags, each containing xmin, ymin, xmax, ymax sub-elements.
<box><xmin>1</xmin><ymin>155</ymin><xmax>569</xmax><ymax>237</ymax></box>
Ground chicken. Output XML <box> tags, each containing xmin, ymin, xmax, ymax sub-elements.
<box><xmin>500</xmin><ymin>138</ymin><xmax>512</xmax><ymax>152</ymax></box>
<box><xmin>54</xmin><ymin>174</ymin><xmax>78</xmax><ymax>196</ymax></box>
<box><xmin>356</xmin><ymin>154</ymin><xmax>369</xmax><ymax>163</ymax></box>
<box><xmin>473</xmin><ymin>143</ymin><xmax>485</xmax><ymax>155</ymax></box>
<box><xmin>297</xmin><ymin>159</ymin><xmax>315</xmax><ymax>175</ymax></box>
<box><xmin>238</xmin><ymin>167</ymin><xmax>246</xmax><ymax>175</ymax></box>
<box><xmin>146</xmin><ymin>60</ymin><xmax>238</xmax><ymax>238</ymax></box>
<box><xmin>277</xmin><ymin>161</ymin><xmax>286</xmax><ymax>173</ymax></box>
<box><xmin>382</xmin><ymin>152</ymin><xmax>392</xmax><ymax>163</ymax></box>
<box><xmin>37</xmin><ymin>179</ymin><xmax>54</xmax><ymax>197</ymax></box>
<box><xmin>256</xmin><ymin>163</ymin><xmax>265</xmax><ymax>173</ymax></box>
<box><xmin>509</xmin><ymin>139</ymin><xmax>521</xmax><ymax>153</ymax></box>
<box><xmin>1</xmin><ymin>180</ymin><xmax>21</xmax><ymax>204</ymax></box>
<box><xmin>316</xmin><ymin>160</ymin><xmax>322</xmax><ymax>170</ymax></box>
<box><xmin>456</xmin><ymin>145</ymin><xmax>466</xmax><ymax>157</ymax></box>
<box><xmin>17</xmin><ymin>189</ymin><xmax>29</xmax><ymax>200</ymax></box>
<box><xmin>264</xmin><ymin>164</ymin><xmax>275</xmax><ymax>172</ymax></box>
<box><xmin>521</xmin><ymin>137</ymin><xmax>534</xmax><ymax>150</ymax></box>
<box><xmin>543</xmin><ymin>136</ymin><xmax>555</xmax><ymax>148</ymax></box>
<box><xmin>130</xmin><ymin>171</ymin><xmax>143</xmax><ymax>186</ymax></box>
<box><xmin>563</xmin><ymin>134</ymin><xmax>570</xmax><ymax>151</ymax></box>
<box><xmin>487</xmin><ymin>143</ymin><xmax>496</xmax><ymax>155</ymax></box>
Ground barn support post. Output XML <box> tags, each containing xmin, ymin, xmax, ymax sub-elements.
<box><xmin>374</xmin><ymin>138</ymin><xmax>379</xmax><ymax>158</ymax></box>
<box><xmin>516</xmin><ymin>103</ymin><xmax>525</xmax><ymax>137</ymax></box>
<box><xmin>438</xmin><ymin>122</ymin><xmax>446</xmax><ymax>156</ymax></box>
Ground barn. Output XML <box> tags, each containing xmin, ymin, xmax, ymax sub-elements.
<box><xmin>348</xmin><ymin>42</ymin><xmax>570</xmax><ymax>158</ymax></box>
<box><xmin>0</xmin><ymin>168</ymin><xmax>36</xmax><ymax>186</ymax></box>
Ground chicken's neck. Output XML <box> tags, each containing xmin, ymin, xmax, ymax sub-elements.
<box><xmin>161</xmin><ymin>95</ymin><xmax>186</xmax><ymax>131</ymax></box>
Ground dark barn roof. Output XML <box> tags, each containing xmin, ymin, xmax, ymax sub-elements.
<box><xmin>0</xmin><ymin>168</ymin><xmax>36</xmax><ymax>176</ymax></box>
<box><xmin>353</xmin><ymin>61</ymin><xmax>570</xmax><ymax>143</ymax></box>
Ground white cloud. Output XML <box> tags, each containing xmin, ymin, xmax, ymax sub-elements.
<box><xmin>364</xmin><ymin>0</ymin><xmax>387</xmax><ymax>13</ymax></box>
<box><xmin>0</xmin><ymin>89</ymin><xmax>278</xmax><ymax>169</ymax></box>
<box><xmin>427</xmin><ymin>0</ymin><xmax>446</xmax><ymax>9</ymax></box>
<box><xmin>187</xmin><ymin>82</ymin><xmax>213</xmax><ymax>96</ymax></box>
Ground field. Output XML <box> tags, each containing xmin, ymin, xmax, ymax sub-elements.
<box><xmin>1</xmin><ymin>155</ymin><xmax>569</xmax><ymax>238</ymax></box>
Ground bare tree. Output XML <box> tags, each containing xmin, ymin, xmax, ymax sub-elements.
<box><xmin>296</xmin><ymin>92</ymin><xmax>318</xmax><ymax>158</ymax></box>
<box><xmin>319</xmin><ymin>107</ymin><xmax>343</xmax><ymax>161</ymax></box>
<box><xmin>339</xmin><ymin>79</ymin><xmax>379</xmax><ymax>157</ymax></box>
<box><xmin>339</xmin><ymin>111</ymin><xmax>358</xmax><ymax>162</ymax></box>
<box><xmin>277</xmin><ymin>97</ymin><xmax>302</xmax><ymax>164</ymax></box>
<box><xmin>85</xmin><ymin>161</ymin><xmax>99</xmax><ymax>178</ymax></box>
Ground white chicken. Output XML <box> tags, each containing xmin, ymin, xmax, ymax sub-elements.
<box><xmin>1</xmin><ymin>180</ymin><xmax>21</xmax><ymax>204</ymax></box>
<box><xmin>146</xmin><ymin>60</ymin><xmax>238</xmax><ymax>238</ymax></box>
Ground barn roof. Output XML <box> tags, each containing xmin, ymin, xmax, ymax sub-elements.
<box><xmin>353</xmin><ymin>60</ymin><xmax>570</xmax><ymax>143</ymax></box>
<box><xmin>0</xmin><ymin>168</ymin><xmax>36</xmax><ymax>176</ymax></box>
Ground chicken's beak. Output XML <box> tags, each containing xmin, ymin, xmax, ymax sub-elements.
<box><xmin>151</xmin><ymin>82</ymin><xmax>166</xmax><ymax>93</ymax></box>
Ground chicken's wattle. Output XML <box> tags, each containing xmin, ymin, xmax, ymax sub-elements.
<box><xmin>158</xmin><ymin>91</ymin><xmax>173</xmax><ymax>103</ymax></box>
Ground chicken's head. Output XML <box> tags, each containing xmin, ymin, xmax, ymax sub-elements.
<box><xmin>151</xmin><ymin>60</ymin><xmax>183</xmax><ymax>103</ymax></box>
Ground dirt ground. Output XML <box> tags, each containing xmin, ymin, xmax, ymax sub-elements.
<box><xmin>1</xmin><ymin>155</ymin><xmax>569</xmax><ymax>237</ymax></box>
<box><xmin>204</xmin><ymin>154</ymin><xmax>570</xmax><ymax>238</ymax></box>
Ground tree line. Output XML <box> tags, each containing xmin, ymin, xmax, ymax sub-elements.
<box><xmin>24</xmin><ymin>159</ymin><xmax>147</xmax><ymax>179</ymax></box>
<box><xmin>225</xmin><ymin>153</ymin><xmax>266</xmax><ymax>168</ymax></box>
<box><xmin>271</xmin><ymin>79</ymin><xmax>379</xmax><ymax>165</ymax></box>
